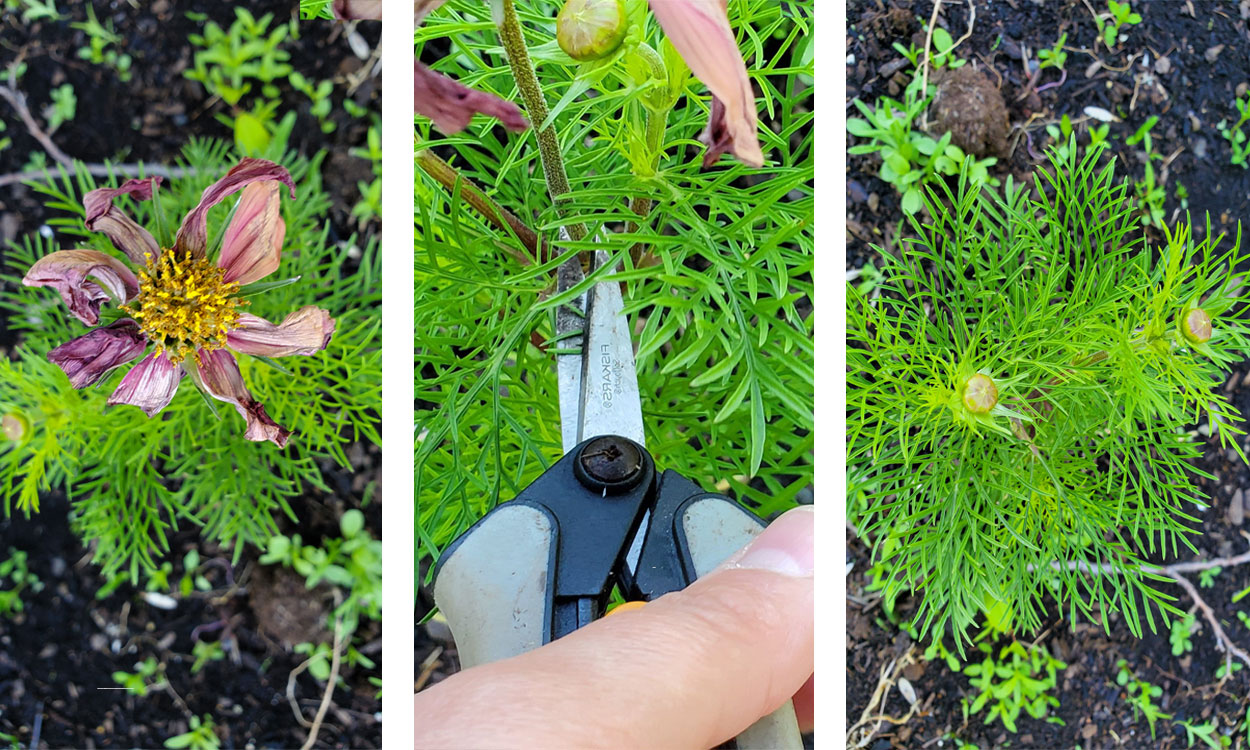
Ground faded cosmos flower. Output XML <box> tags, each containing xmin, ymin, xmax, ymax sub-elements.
<box><xmin>648</xmin><ymin>0</ymin><xmax>763</xmax><ymax>167</ymax></box>
<box><xmin>23</xmin><ymin>159</ymin><xmax>336</xmax><ymax>448</ymax></box>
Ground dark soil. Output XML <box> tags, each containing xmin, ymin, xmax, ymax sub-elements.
<box><xmin>848</xmin><ymin>1</ymin><xmax>1250</xmax><ymax>748</ymax></box>
<box><xmin>0</xmin><ymin>2</ymin><xmax>381</xmax><ymax>748</ymax></box>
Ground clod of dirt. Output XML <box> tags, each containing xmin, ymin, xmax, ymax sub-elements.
<box><xmin>249</xmin><ymin>565</ymin><xmax>333</xmax><ymax>648</ymax></box>
<box><xmin>929</xmin><ymin>65</ymin><xmax>1010</xmax><ymax>158</ymax></box>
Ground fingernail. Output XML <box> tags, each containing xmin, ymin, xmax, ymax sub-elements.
<box><xmin>725</xmin><ymin>506</ymin><xmax>814</xmax><ymax>577</ymax></box>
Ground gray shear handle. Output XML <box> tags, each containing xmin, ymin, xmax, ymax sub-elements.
<box><xmin>432</xmin><ymin>504</ymin><xmax>555</xmax><ymax>670</ymax></box>
<box><xmin>682</xmin><ymin>497</ymin><xmax>804</xmax><ymax>750</ymax></box>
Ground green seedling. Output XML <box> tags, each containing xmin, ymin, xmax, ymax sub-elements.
<box><xmin>963</xmin><ymin>640</ymin><xmax>1066</xmax><ymax>733</ymax></box>
<box><xmin>1116</xmin><ymin>659</ymin><xmax>1171</xmax><ymax>739</ymax></box>
<box><xmin>1097</xmin><ymin>0</ymin><xmax>1142</xmax><ymax>49</ymax></box>
<box><xmin>1037</xmin><ymin>32</ymin><xmax>1067</xmax><ymax>71</ymax></box>
<box><xmin>1217</xmin><ymin>93</ymin><xmax>1250</xmax><ymax>169</ymax></box>
<box><xmin>72</xmin><ymin>5</ymin><xmax>133</xmax><ymax>81</ymax></box>
<box><xmin>111</xmin><ymin>656</ymin><xmax>163</xmax><ymax>697</ymax></box>
<box><xmin>0</xmin><ymin>548</ymin><xmax>42</xmax><ymax>618</ymax></box>
<box><xmin>185</xmin><ymin>8</ymin><xmax>293</xmax><ymax>107</ymax></box>
<box><xmin>190</xmin><ymin>640</ymin><xmax>225</xmax><ymax>675</ymax></box>
<box><xmin>259</xmin><ymin>509</ymin><xmax>381</xmax><ymax>637</ymax></box>
<box><xmin>164</xmin><ymin>715</ymin><xmax>221</xmax><ymax>750</ymax></box>
<box><xmin>44</xmin><ymin>83</ymin><xmax>76</xmax><ymax>134</ymax></box>
<box><xmin>1177</xmin><ymin>718</ymin><xmax>1230</xmax><ymax>750</ymax></box>
<box><xmin>848</xmin><ymin>89</ymin><xmax>996</xmax><ymax>214</ymax></box>
<box><xmin>1199</xmin><ymin>565</ymin><xmax>1221</xmax><ymax>588</ymax></box>
<box><xmin>1169</xmin><ymin>612</ymin><xmax>1196</xmax><ymax>656</ymax></box>
<box><xmin>289</xmin><ymin>72</ymin><xmax>336</xmax><ymax>133</ymax></box>
<box><xmin>14</xmin><ymin>0</ymin><xmax>62</xmax><ymax>22</ymax></box>
<box><xmin>1210</xmin><ymin>660</ymin><xmax>1240</xmax><ymax>680</ymax></box>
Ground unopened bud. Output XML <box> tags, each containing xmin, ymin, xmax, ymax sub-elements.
<box><xmin>2</xmin><ymin>414</ymin><xmax>27</xmax><ymax>441</ymax></box>
<box><xmin>963</xmin><ymin>374</ymin><xmax>998</xmax><ymax>414</ymax></box>
<box><xmin>1181</xmin><ymin>307</ymin><xmax>1213</xmax><ymax>344</ymax></box>
<box><xmin>556</xmin><ymin>0</ymin><xmax>627</xmax><ymax>61</ymax></box>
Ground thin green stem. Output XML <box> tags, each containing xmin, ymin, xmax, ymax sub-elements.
<box><xmin>494</xmin><ymin>0</ymin><xmax>586</xmax><ymax>242</ymax></box>
<box><xmin>627</xmin><ymin>43</ymin><xmax>671</xmax><ymax>266</ymax></box>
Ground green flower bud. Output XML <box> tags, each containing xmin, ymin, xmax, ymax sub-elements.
<box><xmin>962</xmin><ymin>373</ymin><xmax>998</xmax><ymax>414</ymax></box>
<box><xmin>2</xmin><ymin>413</ymin><xmax>27</xmax><ymax>441</ymax></box>
<box><xmin>1180</xmin><ymin>307</ymin><xmax>1213</xmax><ymax>344</ymax></box>
<box><xmin>556</xmin><ymin>0</ymin><xmax>627</xmax><ymax>62</ymax></box>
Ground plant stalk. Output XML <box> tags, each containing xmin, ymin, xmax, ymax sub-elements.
<box><xmin>417</xmin><ymin>149</ymin><xmax>545</xmax><ymax>265</ymax></box>
<box><xmin>494</xmin><ymin>0</ymin><xmax>586</xmax><ymax>242</ymax></box>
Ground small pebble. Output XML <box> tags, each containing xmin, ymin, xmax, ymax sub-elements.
<box><xmin>1084</xmin><ymin>106</ymin><xmax>1117</xmax><ymax>123</ymax></box>
<box><xmin>1229</xmin><ymin>488</ymin><xmax>1245</xmax><ymax>526</ymax></box>
<box><xmin>846</xmin><ymin>53</ymin><xmax>856</xmax><ymax>65</ymax></box>
<box><xmin>1154</xmin><ymin>56</ymin><xmax>1172</xmax><ymax>75</ymax></box>
<box><xmin>1238</xmin><ymin>82</ymin><xmax>1249</xmax><ymax>98</ymax></box>
<box><xmin>867</xmin><ymin>193</ymin><xmax>880</xmax><ymax>213</ymax></box>
<box><xmin>1194</xmin><ymin>138</ymin><xmax>1208</xmax><ymax>159</ymax></box>
<box><xmin>847</xmin><ymin>180</ymin><xmax>868</xmax><ymax>204</ymax></box>
<box><xmin>1204</xmin><ymin>44</ymin><xmax>1225</xmax><ymax>63</ymax></box>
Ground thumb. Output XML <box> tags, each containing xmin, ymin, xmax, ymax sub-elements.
<box><xmin>416</xmin><ymin>506</ymin><xmax>814</xmax><ymax>750</ymax></box>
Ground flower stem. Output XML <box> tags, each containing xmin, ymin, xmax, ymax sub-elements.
<box><xmin>494</xmin><ymin>0</ymin><xmax>586</xmax><ymax>242</ymax></box>
<box><xmin>417</xmin><ymin>149</ymin><xmax>545</xmax><ymax>265</ymax></box>
<box><xmin>624</xmin><ymin>43</ymin><xmax>672</xmax><ymax>266</ymax></box>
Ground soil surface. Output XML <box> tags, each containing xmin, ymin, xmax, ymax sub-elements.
<box><xmin>0</xmin><ymin>2</ymin><xmax>381</xmax><ymax>748</ymax></box>
<box><xmin>848</xmin><ymin>1</ymin><xmax>1250</xmax><ymax>748</ymax></box>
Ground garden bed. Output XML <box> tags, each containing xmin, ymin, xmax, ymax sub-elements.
<box><xmin>0</xmin><ymin>2</ymin><xmax>381</xmax><ymax>747</ymax></box>
<box><xmin>847</xmin><ymin>1</ymin><xmax>1250</xmax><ymax>748</ymax></box>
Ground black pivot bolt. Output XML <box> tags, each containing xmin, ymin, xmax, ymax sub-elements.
<box><xmin>576</xmin><ymin>436</ymin><xmax>644</xmax><ymax>492</ymax></box>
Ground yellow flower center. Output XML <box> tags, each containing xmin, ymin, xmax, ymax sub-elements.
<box><xmin>121</xmin><ymin>249</ymin><xmax>247</xmax><ymax>365</ymax></box>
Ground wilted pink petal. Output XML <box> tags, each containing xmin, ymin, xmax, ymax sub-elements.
<box><xmin>218</xmin><ymin>182</ymin><xmax>286</xmax><ymax>285</ymax></box>
<box><xmin>226</xmin><ymin>307</ymin><xmax>336</xmax><ymax>357</ymax></box>
<box><xmin>83</xmin><ymin>178</ymin><xmax>163</xmax><ymax>265</ymax></box>
<box><xmin>48</xmin><ymin>319</ymin><xmax>148</xmax><ymax>389</ymax></box>
<box><xmin>174</xmin><ymin>159</ymin><xmax>295</xmax><ymax>260</ymax></box>
<box><xmin>23</xmin><ymin>249</ymin><xmax>141</xmax><ymax>325</ymax></box>
<box><xmin>648</xmin><ymin>0</ymin><xmax>763</xmax><ymax>167</ymax></box>
<box><xmin>416</xmin><ymin>62</ymin><xmax>529</xmax><ymax>134</ymax></box>
<box><xmin>332</xmin><ymin>0</ymin><xmax>382</xmax><ymax>19</ymax></box>
<box><xmin>415</xmin><ymin>0</ymin><xmax>446</xmax><ymax>25</ymax></box>
<box><xmin>107</xmin><ymin>352</ymin><xmax>184</xmax><ymax>417</ymax></box>
<box><xmin>194</xmin><ymin>349</ymin><xmax>291</xmax><ymax>447</ymax></box>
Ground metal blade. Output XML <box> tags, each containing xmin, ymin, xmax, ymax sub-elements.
<box><xmin>555</xmin><ymin>257</ymin><xmax>588</xmax><ymax>454</ymax></box>
<box><xmin>577</xmin><ymin>250</ymin><xmax>645</xmax><ymax>447</ymax></box>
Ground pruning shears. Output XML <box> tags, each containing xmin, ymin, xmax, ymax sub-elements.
<box><xmin>433</xmin><ymin>252</ymin><xmax>802</xmax><ymax>749</ymax></box>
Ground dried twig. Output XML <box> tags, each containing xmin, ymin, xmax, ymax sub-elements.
<box><xmin>846</xmin><ymin>646</ymin><xmax>921</xmax><ymax>748</ymax></box>
<box><xmin>1051</xmin><ymin>548</ymin><xmax>1250</xmax><ymax>675</ymax></box>
<box><xmin>301</xmin><ymin>614</ymin><xmax>345</xmax><ymax>750</ymax></box>
<box><xmin>417</xmin><ymin>149</ymin><xmax>545</xmax><ymax>265</ymax></box>
<box><xmin>0</xmin><ymin>81</ymin><xmax>195</xmax><ymax>188</ymax></box>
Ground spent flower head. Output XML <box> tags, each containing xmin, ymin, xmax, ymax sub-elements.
<box><xmin>647</xmin><ymin>0</ymin><xmax>763</xmax><ymax>167</ymax></box>
<box><xmin>23</xmin><ymin>159</ymin><xmax>336</xmax><ymax>447</ymax></box>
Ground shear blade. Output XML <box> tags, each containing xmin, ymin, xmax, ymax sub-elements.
<box><xmin>554</xmin><ymin>250</ymin><xmax>645</xmax><ymax>453</ymax></box>
<box><xmin>555</xmin><ymin>258</ymin><xmax>588</xmax><ymax>454</ymax></box>
<box><xmin>577</xmin><ymin>250</ymin><xmax>645</xmax><ymax>448</ymax></box>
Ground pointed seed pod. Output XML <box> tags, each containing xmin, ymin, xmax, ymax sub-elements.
<box><xmin>963</xmin><ymin>373</ymin><xmax>998</xmax><ymax>414</ymax></box>
<box><xmin>557</xmin><ymin>0</ymin><xmax>627</xmax><ymax>61</ymax></box>
<box><xmin>1182</xmin><ymin>307</ymin><xmax>1213</xmax><ymax>344</ymax></box>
